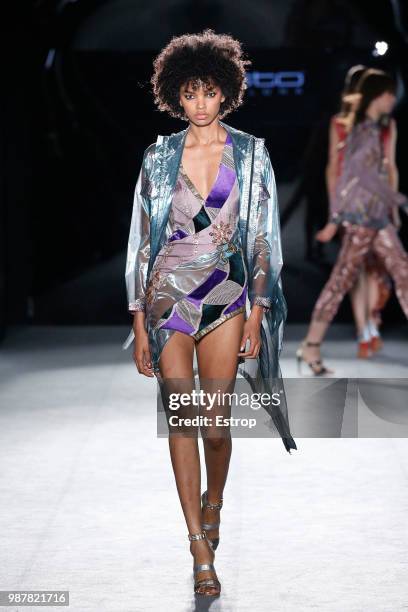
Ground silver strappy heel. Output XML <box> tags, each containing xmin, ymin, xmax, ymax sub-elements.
<box><xmin>296</xmin><ymin>340</ymin><xmax>333</xmax><ymax>376</ymax></box>
<box><xmin>188</xmin><ymin>530</ymin><xmax>221</xmax><ymax>596</ymax></box>
<box><xmin>201</xmin><ymin>490</ymin><xmax>223</xmax><ymax>551</ymax></box>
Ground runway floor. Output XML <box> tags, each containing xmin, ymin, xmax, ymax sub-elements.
<box><xmin>0</xmin><ymin>325</ymin><xmax>407</xmax><ymax>611</ymax></box>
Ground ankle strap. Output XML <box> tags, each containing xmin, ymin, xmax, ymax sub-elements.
<box><xmin>304</xmin><ymin>341</ymin><xmax>321</xmax><ymax>347</ymax></box>
<box><xmin>188</xmin><ymin>531</ymin><xmax>207</xmax><ymax>541</ymax></box>
<box><xmin>202</xmin><ymin>490</ymin><xmax>223</xmax><ymax>510</ymax></box>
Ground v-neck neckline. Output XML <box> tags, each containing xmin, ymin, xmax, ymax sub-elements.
<box><xmin>180</xmin><ymin>133</ymin><xmax>229</xmax><ymax>203</ymax></box>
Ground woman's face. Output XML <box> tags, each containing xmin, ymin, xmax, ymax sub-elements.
<box><xmin>179</xmin><ymin>79</ymin><xmax>225</xmax><ymax>125</ymax></box>
<box><xmin>376</xmin><ymin>90</ymin><xmax>396</xmax><ymax>114</ymax></box>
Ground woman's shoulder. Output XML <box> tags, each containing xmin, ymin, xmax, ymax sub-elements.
<box><xmin>331</xmin><ymin>113</ymin><xmax>349</xmax><ymax>136</ymax></box>
<box><xmin>142</xmin><ymin>123</ymin><xmax>268</xmax><ymax>162</ymax></box>
<box><xmin>221</xmin><ymin>122</ymin><xmax>265</xmax><ymax>144</ymax></box>
<box><xmin>386</xmin><ymin>117</ymin><xmax>397</xmax><ymax>134</ymax></box>
<box><xmin>146</xmin><ymin>122</ymin><xmax>263</xmax><ymax>145</ymax></box>
<box><xmin>143</xmin><ymin>141</ymin><xmax>157</xmax><ymax>158</ymax></box>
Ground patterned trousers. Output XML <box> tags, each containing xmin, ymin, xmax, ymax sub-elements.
<box><xmin>312</xmin><ymin>224</ymin><xmax>408</xmax><ymax>323</ymax></box>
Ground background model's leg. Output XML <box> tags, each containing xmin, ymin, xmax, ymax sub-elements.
<box><xmin>303</xmin><ymin>226</ymin><xmax>375</xmax><ymax>366</ymax></box>
<box><xmin>373</xmin><ymin>225</ymin><xmax>408</xmax><ymax>319</ymax></box>
<box><xmin>349</xmin><ymin>268</ymin><xmax>369</xmax><ymax>338</ymax></box>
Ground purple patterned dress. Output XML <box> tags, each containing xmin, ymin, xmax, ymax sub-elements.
<box><xmin>145</xmin><ymin>132</ymin><xmax>248</xmax><ymax>361</ymax></box>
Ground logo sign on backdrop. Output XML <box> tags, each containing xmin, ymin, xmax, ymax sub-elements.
<box><xmin>246</xmin><ymin>71</ymin><xmax>305</xmax><ymax>95</ymax></box>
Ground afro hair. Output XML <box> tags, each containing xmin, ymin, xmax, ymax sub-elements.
<box><xmin>150</xmin><ymin>28</ymin><xmax>251</xmax><ymax>120</ymax></box>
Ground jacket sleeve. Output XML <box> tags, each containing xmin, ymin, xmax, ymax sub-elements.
<box><xmin>249</xmin><ymin>144</ymin><xmax>283</xmax><ymax>312</ymax></box>
<box><xmin>124</xmin><ymin>143</ymin><xmax>155</xmax><ymax>314</ymax></box>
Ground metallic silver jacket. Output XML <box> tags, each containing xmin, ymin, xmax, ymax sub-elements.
<box><xmin>122</xmin><ymin>120</ymin><xmax>297</xmax><ymax>453</ymax></box>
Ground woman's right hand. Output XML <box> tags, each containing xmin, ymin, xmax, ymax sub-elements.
<box><xmin>391</xmin><ymin>206</ymin><xmax>401</xmax><ymax>230</ymax></box>
<box><xmin>133</xmin><ymin>314</ymin><xmax>155</xmax><ymax>377</ymax></box>
<box><xmin>316</xmin><ymin>222</ymin><xmax>338</xmax><ymax>243</ymax></box>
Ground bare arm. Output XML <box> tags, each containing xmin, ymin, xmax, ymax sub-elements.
<box><xmin>326</xmin><ymin>117</ymin><xmax>341</xmax><ymax>216</ymax></box>
<box><xmin>313</xmin><ymin>118</ymin><xmax>343</xmax><ymax>242</ymax></box>
<box><xmin>384</xmin><ymin>119</ymin><xmax>401</xmax><ymax>228</ymax></box>
<box><xmin>385</xmin><ymin>118</ymin><xmax>399</xmax><ymax>190</ymax></box>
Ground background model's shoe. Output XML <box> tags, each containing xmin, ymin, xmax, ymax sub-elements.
<box><xmin>370</xmin><ymin>335</ymin><xmax>383</xmax><ymax>353</ymax></box>
<box><xmin>201</xmin><ymin>490</ymin><xmax>223</xmax><ymax>551</ymax></box>
<box><xmin>357</xmin><ymin>340</ymin><xmax>372</xmax><ymax>359</ymax></box>
<box><xmin>188</xmin><ymin>530</ymin><xmax>221</xmax><ymax>597</ymax></box>
<box><xmin>296</xmin><ymin>341</ymin><xmax>333</xmax><ymax>376</ymax></box>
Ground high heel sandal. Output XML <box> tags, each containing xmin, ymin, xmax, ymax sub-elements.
<box><xmin>188</xmin><ymin>530</ymin><xmax>221</xmax><ymax>597</ymax></box>
<box><xmin>370</xmin><ymin>335</ymin><xmax>383</xmax><ymax>353</ymax></box>
<box><xmin>296</xmin><ymin>340</ymin><xmax>332</xmax><ymax>376</ymax></box>
<box><xmin>357</xmin><ymin>340</ymin><xmax>371</xmax><ymax>359</ymax></box>
<box><xmin>201</xmin><ymin>490</ymin><xmax>223</xmax><ymax>551</ymax></box>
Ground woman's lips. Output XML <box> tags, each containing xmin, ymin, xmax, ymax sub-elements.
<box><xmin>195</xmin><ymin>114</ymin><xmax>208</xmax><ymax>119</ymax></box>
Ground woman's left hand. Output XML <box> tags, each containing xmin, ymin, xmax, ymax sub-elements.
<box><xmin>238</xmin><ymin>307</ymin><xmax>263</xmax><ymax>358</ymax></box>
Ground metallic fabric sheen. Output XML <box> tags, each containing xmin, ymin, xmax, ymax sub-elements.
<box><xmin>123</xmin><ymin>121</ymin><xmax>296</xmax><ymax>453</ymax></box>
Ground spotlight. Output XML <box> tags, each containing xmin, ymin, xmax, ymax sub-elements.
<box><xmin>372</xmin><ymin>41</ymin><xmax>388</xmax><ymax>56</ymax></box>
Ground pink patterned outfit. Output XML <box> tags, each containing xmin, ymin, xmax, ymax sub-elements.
<box><xmin>312</xmin><ymin>118</ymin><xmax>408</xmax><ymax>323</ymax></box>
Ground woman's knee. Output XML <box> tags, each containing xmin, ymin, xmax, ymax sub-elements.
<box><xmin>202</xmin><ymin>433</ymin><xmax>231</xmax><ymax>451</ymax></box>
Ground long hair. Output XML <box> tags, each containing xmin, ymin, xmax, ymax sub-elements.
<box><xmin>339</xmin><ymin>64</ymin><xmax>367</xmax><ymax>117</ymax></box>
<box><xmin>354</xmin><ymin>69</ymin><xmax>396</xmax><ymax>126</ymax></box>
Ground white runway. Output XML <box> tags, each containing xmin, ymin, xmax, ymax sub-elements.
<box><xmin>0</xmin><ymin>325</ymin><xmax>407</xmax><ymax>612</ymax></box>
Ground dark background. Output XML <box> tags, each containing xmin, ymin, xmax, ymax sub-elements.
<box><xmin>1</xmin><ymin>0</ymin><xmax>408</xmax><ymax>341</ymax></box>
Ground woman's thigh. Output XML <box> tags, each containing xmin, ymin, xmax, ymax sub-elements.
<box><xmin>195</xmin><ymin>312</ymin><xmax>246</xmax><ymax>437</ymax></box>
<box><xmin>158</xmin><ymin>331</ymin><xmax>195</xmax><ymax>379</ymax></box>
<box><xmin>158</xmin><ymin>332</ymin><xmax>197</xmax><ymax>436</ymax></box>
<box><xmin>373</xmin><ymin>224</ymin><xmax>408</xmax><ymax>265</ymax></box>
<box><xmin>312</xmin><ymin>225</ymin><xmax>376</xmax><ymax>321</ymax></box>
<box><xmin>195</xmin><ymin>312</ymin><xmax>245</xmax><ymax>380</ymax></box>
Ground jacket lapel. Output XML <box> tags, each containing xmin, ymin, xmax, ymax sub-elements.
<box><xmin>220</xmin><ymin>121</ymin><xmax>253</xmax><ymax>257</ymax></box>
<box><xmin>220</xmin><ymin>122</ymin><xmax>263</xmax><ymax>270</ymax></box>
<box><xmin>149</xmin><ymin>129</ymin><xmax>185</xmax><ymax>264</ymax></box>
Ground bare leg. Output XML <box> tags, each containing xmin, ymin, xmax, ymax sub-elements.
<box><xmin>158</xmin><ymin>332</ymin><xmax>218</xmax><ymax>594</ymax></box>
<box><xmin>366</xmin><ymin>271</ymin><xmax>382</xmax><ymax>347</ymax></box>
<box><xmin>195</xmin><ymin>312</ymin><xmax>245</xmax><ymax>546</ymax></box>
<box><xmin>367</xmin><ymin>272</ymin><xmax>380</xmax><ymax>321</ymax></box>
